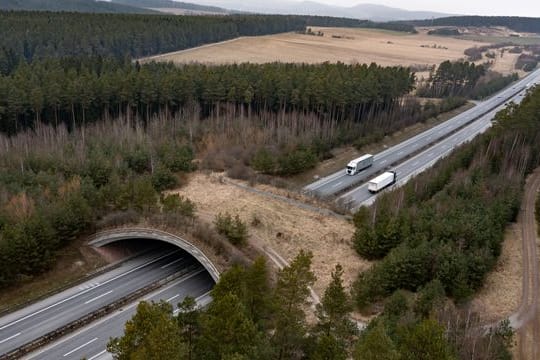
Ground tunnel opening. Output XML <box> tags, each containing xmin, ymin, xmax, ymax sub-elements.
<box><xmin>88</xmin><ymin>228</ymin><xmax>221</xmax><ymax>282</ymax></box>
<box><xmin>92</xmin><ymin>237</ymin><xmax>215</xmax><ymax>310</ymax></box>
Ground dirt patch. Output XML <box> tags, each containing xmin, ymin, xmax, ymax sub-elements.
<box><xmin>0</xmin><ymin>238</ymin><xmax>107</xmax><ymax>313</ymax></box>
<box><xmin>143</xmin><ymin>27</ymin><xmax>488</xmax><ymax>70</ymax></box>
<box><xmin>172</xmin><ymin>173</ymin><xmax>370</xmax><ymax>294</ymax></box>
<box><xmin>470</xmin><ymin>224</ymin><xmax>522</xmax><ymax>322</ymax></box>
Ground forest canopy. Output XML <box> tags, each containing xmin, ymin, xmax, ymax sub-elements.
<box><xmin>0</xmin><ymin>58</ymin><xmax>415</xmax><ymax>134</ymax></box>
<box><xmin>0</xmin><ymin>10</ymin><xmax>415</xmax><ymax>75</ymax></box>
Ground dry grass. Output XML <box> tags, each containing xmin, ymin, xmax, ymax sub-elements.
<box><xmin>490</xmin><ymin>50</ymin><xmax>523</xmax><ymax>75</ymax></box>
<box><xmin>0</xmin><ymin>238</ymin><xmax>107</xmax><ymax>314</ymax></box>
<box><xmin>470</xmin><ymin>224</ymin><xmax>522</xmax><ymax>322</ymax></box>
<box><xmin>172</xmin><ymin>173</ymin><xmax>370</xmax><ymax>295</ymax></box>
<box><xmin>143</xmin><ymin>27</ymin><xmax>488</xmax><ymax>69</ymax></box>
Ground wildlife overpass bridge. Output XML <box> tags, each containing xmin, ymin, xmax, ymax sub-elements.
<box><xmin>88</xmin><ymin>227</ymin><xmax>221</xmax><ymax>282</ymax></box>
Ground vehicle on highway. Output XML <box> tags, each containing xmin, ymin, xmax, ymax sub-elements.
<box><xmin>346</xmin><ymin>154</ymin><xmax>373</xmax><ymax>175</ymax></box>
<box><xmin>367</xmin><ymin>171</ymin><xmax>396</xmax><ymax>193</ymax></box>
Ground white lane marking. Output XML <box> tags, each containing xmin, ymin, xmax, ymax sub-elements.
<box><xmin>84</xmin><ymin>290</ymin><xmax>113</xmax><ymax>305</ymax></box>
<box><xmin>63</xmin><ymin>337</ymin><xmax>98</xmax><ymax>357</ymax></box>
<box><xmin>79</xmin><ymin>282</ymin><xmax>99</xmax><ymax>290</ymax></box>
<box><xmin>161</xmin><ymin>257</ymin><xmax>183</xmax><ymax>269</ymax></box>
<box><xmin>331</xmin><ymin>181</ymin><xmax>343</xmax><ymax>188</ymax></box>
<box><xmin>88</xmin><ymin>349</ymin><xmax>107</xmax><ymax>360</ymax></box>
<box><xmin>380</xmin><ymin>160</ymin><xmax>387</xmax><ymax>164</ymax></box>
<box><xmin>412</xmin><ymin>161</ymin><xmax>419</xmax><ymax>167</ymax></box>
<box><xmin>398</xmin><ymin>151</ymin><xmax>404</xmax><ymax>155</ymax></box>
<box><xmin>167</xmin><ymin>294</ymin><xmax>180</xmax><ymax>302</ymax></box>
<box><xmin>0</xmin><ymin>332</ymin><xmax>21</xmax><ymax>344</ymax></box>
<box><xmin>427</xmin><ymin>153</ymin><xmax>434</xmax><ymax>157</ymax></box>
<box><xmin>0</xmin><ymin>250</ymin><xmax>178</xmax><ymax>331</ymax></box>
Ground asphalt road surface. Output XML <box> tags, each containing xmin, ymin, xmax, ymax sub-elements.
<box><xmin>337</xmin><ymin>76</ymin><xmax>540</xmax><ymax>211</ymax></box>
<box><xmin>23</xmin><ymin>269</ymin><xmax>214</xmax><ymax>360</ymax></box>
<box><xmin>304</xmin><ymin>68</ymin><xmax>540</xmax><ymax>197</ymax></box>
<box><xmin>0</xmin><ymin>248</ymin><xmax>197</xmax><ymax>356</ymax></box>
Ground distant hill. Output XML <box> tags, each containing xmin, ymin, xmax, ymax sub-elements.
<box><xmin>347</xmin><ymin>3</ymin><xmax>453</xmax><ymax>22</ymax></box>
<box><xmin>187</xmin><ymin>0</ymin><xmax>453</xmax><ymax>21</ymax></box>
<box><xmin>0</xmin><ymin>0</ymin><xmax>158</xmax><ymax>13</ymax></box>
<box><xmin>110</xmin><ymin>0</ymin><xmax>229</xmax><ymax>14</ymax></box>
<box><xmin>408</xmin><ymin>16</ymin><xmax>540</xmax><ymax>34</ymax></box>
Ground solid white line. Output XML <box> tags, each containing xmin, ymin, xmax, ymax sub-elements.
<box><xmin>84</xmin><ymin>290</ymin><xmax>113</xmax><ymax>305</ymax></box>
<box><xmin>0</xmin><ymin>250</ymin><xmax>179</xmax><ymax>331</ymax></box>
<box><xmin>0</xmin><ymin>332</ymin><xmax>21</xmax><ymax>344</ymax></box>
<box><xmin>88</xmin><ymin>349</ymin><xmax>107</xmax><ymax>360</ymax></box>
<box><xmin>63</xmin><ymin>337</ymin><xmax>98</xmax><ymax>357</ymax></box>
<box><xmin>331</xmin><ymin>181</ymin><xmax>343</xmax><ymax>188</ymax></box>
<box><xmin>167</xmin><ymin>294</ymin><xmax>180</xmax><ymax>302</ymax></box>
<box><xmin>161</xmin><ymin>257</ymin><xmax>183</xmax><ymax>269</ymax></box>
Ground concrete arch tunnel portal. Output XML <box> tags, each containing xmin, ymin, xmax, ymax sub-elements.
<box><xmin>88</xmin><ymin>228</ymin><xmax>220</xmax><ymax>283</ymax></box>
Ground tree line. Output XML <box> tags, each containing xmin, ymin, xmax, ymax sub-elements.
<box><xmin>352</xmin><ymin>85</ymin><xmax>540</xmax><ymax>309</ymax></box>
<box><xmin>108</xmin><ymin>252</ymin><xmax>514</xmax><ymax>359</ymax></box>
<box><xmin>0</xmin><ymin>57</ymin><xmax>415</xmax><ymax>134</ymax></box>
<box><xmin>0</xmin><ymin>11</ymin><xmax>307</xmax><ymax>74</ymax></box>
<box><xmin>0</xmin><ymin>10</ymin><xmax>415</xmax><ymax>75</ymax></box>
<box><xmin>0</xmin><ymin>0</ymin><xmax>158</xmax><ymax>14</ymax></box>
<box><xmin>417</xmin><ymin>60</ymin><xmax>518</xmax><ymax>99</ymax></box>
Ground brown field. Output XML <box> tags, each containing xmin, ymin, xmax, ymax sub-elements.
<box><xmin>145</xmin><ymin>27</ymin><xmax>488</xmax><ymax>68</ymax></box>
<box><xmin>470</xmin><ymin>225</ymin><xmax>522</xmax><ymax>322</ymax></box>
<box><xmin>172</xmin><ymin>173</ymin><xmax>371</xmax><ymax>295</ymax></box>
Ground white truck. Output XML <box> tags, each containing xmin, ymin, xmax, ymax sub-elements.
<box><xmin>368</xmin><ymin>171</ymin><xmax>396</xmax><ymax>193</ymax></box>
<box><xmin>346</xmin><ymin>154</ymin><xmax>373</xmax><ymax>175</ymax></box>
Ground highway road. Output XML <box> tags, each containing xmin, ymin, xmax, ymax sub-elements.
<box><xmin>337</xmin><ymin>77</ymin><xmax>538</xmax><ymax>211</ymax></box>
<box><xmin>24</xmin><ymin>269</ymin><xmax>214</xmax><ymax>360</ymax></box>
<box><xmin>0</xmin><ymin>247</ymin><xmax>198</xmax><ymax>356</ymax></box>
<box><xmin>304</xmin><ymin>68</ymin><xmax>540</xmax><ymax>197</ymax></box>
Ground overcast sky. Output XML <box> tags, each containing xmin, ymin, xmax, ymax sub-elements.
<box><xmin>313</xmin><ymin>0</ymin><xmax>538</xmax><ymax>17</ymax></box>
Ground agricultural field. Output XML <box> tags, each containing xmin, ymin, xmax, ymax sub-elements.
<box><xmin>145</xmin><ymin>27</ymin><xmax>485</xmax><ymax>68</ymax></box>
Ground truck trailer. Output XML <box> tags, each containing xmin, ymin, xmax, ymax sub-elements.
<box><xmin>346</xmin><ymin>154</ymin><xmax>373</xmax><ymax>175</ymax></box>
<box><xmin>367</xmin><ymin>171</ymin><xmax>396</xmax><ymax>193</ymax></box>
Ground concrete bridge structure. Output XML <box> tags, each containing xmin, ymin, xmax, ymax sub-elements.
<box><xmin>88</xmin><ymin>227</ymin><xmax>221</xmax><ymax>282</ymax></box>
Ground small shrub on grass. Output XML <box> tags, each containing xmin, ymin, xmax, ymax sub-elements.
<box><xmin>161</xmin><ymin>194</ymin><xmax>196</xmax><ymax>218</ymax></box>
<box><xmin>214</xmin><ymin>212</ymin><xmax>248</xmax><ymax>246</ymax></box>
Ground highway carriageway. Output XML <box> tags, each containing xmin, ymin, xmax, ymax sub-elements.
<box><xmin>304</xmin><ymin>67</ymin><xmax>540</xmax><ymax>198</ymax></box>
<box><xmin>23</xmin><ymin>270</ymin><xmax>213</xmax><ymax>360</ymax></box>
<box><xmin>336</xmin><ymin>75</ymin><xmax>538</xmax><ymax>211</ymax></box>
<box><xmin>0</xmin><ymin>247</ymin><xmax>202</xmax><ymax>356</ymax></box>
